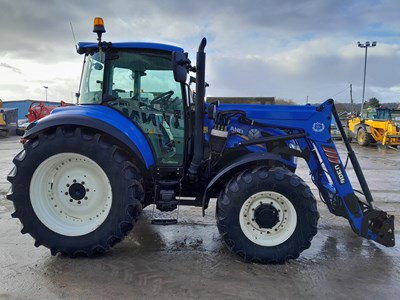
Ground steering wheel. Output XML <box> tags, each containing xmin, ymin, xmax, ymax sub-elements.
<box><xmin>139</xmin><ymin>102</ymin><xmax>161</xmax><ymax>112</ymax></box>
<box><xmin>150</xmin><ymin>90</ymin><xmax>175</xmax><ymax>106</ymax></box>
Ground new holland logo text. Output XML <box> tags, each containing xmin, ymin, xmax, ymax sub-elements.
<box><xmin>334</xmin><ymin>164</ymin><xmax>346</xmax><ymax>184</ymax></box>
<box><xmin>323</xmin><ymin>146</ymin><xmax>346</xmax><ymax>185</ymax></box>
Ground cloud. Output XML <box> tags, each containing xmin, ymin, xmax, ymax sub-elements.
<box><xmin>0</xmin><ymin>62</ymin><xmax>22</xmax><ymax>74</ymax></box>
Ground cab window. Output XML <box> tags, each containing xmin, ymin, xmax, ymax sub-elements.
<box><xmin>107</xmin><ymin>50</ymin><xmax>185</xmax><ymax>166</ymax></box>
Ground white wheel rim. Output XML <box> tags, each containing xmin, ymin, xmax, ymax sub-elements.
<box><xmin>30</xmin><ymin>153</ymin><xmax>112</xmax><ymax>236</ymax></box>
<box><xmin>239</xmin><ymin>191</ymin><xmax>297</xmax><ymax>246</ymax></box>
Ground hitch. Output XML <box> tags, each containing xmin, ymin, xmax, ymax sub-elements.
<box><xmin>361</xmin><ymin>210</ymin><xmax>395</xmax><ymax>247</ymax></box>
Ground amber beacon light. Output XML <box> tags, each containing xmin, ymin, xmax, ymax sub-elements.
<box><xmin>93</xmin><ymin>17</ymin><xmax>106</xmax><ymax>34</ymax></box>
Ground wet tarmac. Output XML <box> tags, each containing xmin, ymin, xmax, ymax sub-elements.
<box><xmin>1</xmin><ymin>136</ymin><xmax>399</xmax><ymax>299</ymax></box>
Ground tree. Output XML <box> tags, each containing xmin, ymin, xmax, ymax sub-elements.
<box><xmin>365</xmin><ymin>97</ymin><xmax>380</xmax><ymax>108</ymax></box>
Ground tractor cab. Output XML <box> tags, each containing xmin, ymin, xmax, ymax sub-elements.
<box><xmin>77</xmin><ymin>40</ymin><xmax>189</xmax><ymax>167</ymax></box>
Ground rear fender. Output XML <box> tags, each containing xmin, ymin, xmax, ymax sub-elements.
<box><xmin>24</xmin><ymin>105</ymin><xmax>155</xmax><ymax>168</ymax></box>
<box><xmin>201</xmin><ymin>152</ymin><xmax>293</xmax><ymax>214</ymax></box>
<box><xmin>360</xmin><ymin>124</ymin><xmax>371</xmax><ymax>133</ymax></box>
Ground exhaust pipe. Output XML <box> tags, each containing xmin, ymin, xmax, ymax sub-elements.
<box><xmin>188</xmin><ymin>38</ymin><xmax>207</xmax><ymax>181</ymax></box>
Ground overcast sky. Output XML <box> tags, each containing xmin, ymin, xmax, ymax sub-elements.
<box><xmin>1</xmin><ymin>0</ymin><xmax>400</xmax><ymax>104</ymax></box>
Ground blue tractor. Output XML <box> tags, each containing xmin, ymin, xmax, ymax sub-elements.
<box><xmin>7</xmin><ymin>18</ymin><xmax>394</xmax><ymax>263</ymax></box>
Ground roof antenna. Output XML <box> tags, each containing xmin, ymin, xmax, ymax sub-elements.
<box><xmin>70</xmin><ymin>21</ymin><xmax>78</xmax><ymax>52</ymax></box>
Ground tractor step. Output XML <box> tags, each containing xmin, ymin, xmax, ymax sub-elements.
<box><xmin>152</xmin><ymin>188</ymin><xmax>180</xmax><ymax>224</ymax></box>
<box><xmin>151</xmin><ymin>207</ymin><xmax>179</xmax><ymax>225</ymax></box>
<box><xmin>151</xmin><ymin>219</ymin><xmax>178</xmax><ymax>225</ymax></box>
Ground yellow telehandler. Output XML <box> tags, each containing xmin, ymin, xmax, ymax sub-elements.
<box><xmin>347</xmin><ymin>107</ymin><xmax>400</xmax><ymax>147</ymax></box>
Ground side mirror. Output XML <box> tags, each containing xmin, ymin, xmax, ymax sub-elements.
<box><xmin>93</xmin><ymin>62</ymin><xmax>103</xmax><ymax>70</ymax></box>
<box><xmin>172</xmin><ymin>51</ymin><xmax>189</xmax><ymax>83</ymax></box>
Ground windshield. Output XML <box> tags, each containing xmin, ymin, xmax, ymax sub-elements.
<box><xmin>78</xmin><ymin>52</ymin><xmax>105</xmax><ymax>104</ymax></box>
<box><xmin>107</xmin><ymin>50</ymin><xmax>183</xmax><ymax>111</ymax></box>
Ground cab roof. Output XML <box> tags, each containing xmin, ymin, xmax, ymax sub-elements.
<box><xmin>77</xmin><ymin>42</ymin><xmax>184</xmax><ymax>53</ymax></box>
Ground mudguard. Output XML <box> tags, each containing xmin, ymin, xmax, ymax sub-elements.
<box><xmin>24</xmin><ymin>105</ymin><xmax>155</xmax><ymax>168</ymax></box>
<box><xmin>201</xmin><ymin>152</ymin><xmax>293</xmax><ymax>214</ymax></box>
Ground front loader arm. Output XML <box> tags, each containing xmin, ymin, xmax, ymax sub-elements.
<box><xmin>301</xmin><ymin>137</ymin><xmax>394</xmax><ymax>246</ymax></box>
<box><xmin>296</xmin><ymin>104</ymin><xmax>395</xmax><ymax>247</ymax></box>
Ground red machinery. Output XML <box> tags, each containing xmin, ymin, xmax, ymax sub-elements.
<box><xmin>27</xmin><ymin>101</ymin><xmax>68</xmax><ymax>122</ymax></box>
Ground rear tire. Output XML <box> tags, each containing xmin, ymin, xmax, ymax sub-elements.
<box><xmin>357</xmin><ymin>127</ymin><xmax>373</xmax><ymax>146</ymax></box>
<box><xmin>7</xmin><ymin>127</ymin><xmax>144</xmax><ymax>257</ymax></box>
<box><xmin>216</xmin><ymin>166</ymin><xmax>319</xmax><ymax>263</ymax></box>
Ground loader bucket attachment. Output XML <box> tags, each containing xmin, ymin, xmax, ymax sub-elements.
<box><xmin>361</xmin><ymin>210</ymin><xmax>395</xmax><ymax>247</ymax></box>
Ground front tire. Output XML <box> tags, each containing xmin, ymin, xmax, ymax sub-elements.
<box><xmin>7</xmin><ymin>127</ymin><xmax>144</xmax><ymax>257</ymax></box>
<box><xmin>216</xmin><ymin>166</ymin><xmax>319</xmax><ymax>263</ymax></box>
<box><xmin>357</xmin><ymin>127</ymin><xmax>373</xmax><ymax>146</ymax></box>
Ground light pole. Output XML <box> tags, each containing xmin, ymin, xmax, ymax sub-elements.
<box><xmin>43</xmin><ymin>86</ymin><xmax>48</xmax><ymax>101</ymax></box>
<box><xmin>357</xmin><ymin>41</ymin><xmax>376</xmax><ymax>116</ymax></box>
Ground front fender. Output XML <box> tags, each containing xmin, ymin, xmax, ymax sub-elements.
<box><xmin>201</xmin><ymin>152</ymin><xmax>293</xmax><ymax>214</ymax></box>
<box><xmin>24</xmin><ymin>105</ymin><xmax>155</xmax><ymax>168</ymax></box>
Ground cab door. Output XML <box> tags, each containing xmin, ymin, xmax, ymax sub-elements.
<box><xmin>106</xmin><ymin>50</ymin><xmax>187</xmax><ymax>167</ymax></box>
